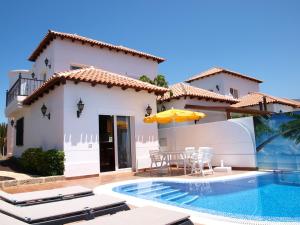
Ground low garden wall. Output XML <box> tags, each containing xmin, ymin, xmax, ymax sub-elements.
<box><xmin>158</xmin><ymin>117</ymin><xmax>257</xmax><ymax>169</ymax></box>
<box><xmin>0</xmin><ymin>175</ymin><xmax>65</xmax><ymax>189</ymax></box>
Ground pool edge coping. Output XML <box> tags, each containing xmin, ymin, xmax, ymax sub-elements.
<box><xmin>94</xmin><ymin>171</ymin><xmax>300</xmax><ymax>225</ymax></box>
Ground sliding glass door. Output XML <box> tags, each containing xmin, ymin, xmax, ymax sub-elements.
<box><xmin>99</xmin><ymin>115</ymin><xmax>115</xmax><ymax>172</ymax></box>
<box><xmin>117</xmin><ymin>116</ymin><xmax>132</xmax><ymax>169</ymax></box>
<box><xmin>99</xmin><ymin>115</ymin><xmax>132</xmax><ymax>172</ymax></box>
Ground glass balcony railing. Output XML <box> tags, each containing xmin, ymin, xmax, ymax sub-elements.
<box><xmin>6</xmin><ymin>77</ymin><xmax>44</xmax><ymax>106</ymax></box>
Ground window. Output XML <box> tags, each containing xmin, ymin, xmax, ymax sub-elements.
<box><xmin>70</xmin><ymin>65</ymin><xmax>82</xmax><ymax>70</ymax></box>
<box><xmin>230</xmin><ymin>88</ymin><xmax>239</xmax><ymax>99</ymax></box>
<box><xmin>43</xmin><ymin>73</ymin><xmax>47</xmax><ymax>81</ymax></box>
<box><xmin>16</xmin><ymin>117</ymin><xmax>24</xmax><ymax>146</ymax></box>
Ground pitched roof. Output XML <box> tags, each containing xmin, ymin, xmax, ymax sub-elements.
<box><xmin>28</xmin><ymin>30</ymin><xmax>165</xmax><ymax>63</ymax></box>
<box><xmin>185</xmin><ymin>67</ymin><xmax>263</xmax><ymax>83</ymax></box>
<box><xmin>231</xmin><ymin>92</ymin><xmax>300</xmax><ymax>108</ymax></box>
<box><xmin>158</xmin><ymin>82</ymin><xmax>238</xmax><ymax>103</ymax></box>
<box><xmin>23</xmin><ymin>67</ymin><xmax>168</xmax><ymax>105</ymax></box>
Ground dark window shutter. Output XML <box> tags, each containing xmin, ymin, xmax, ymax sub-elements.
<box><xmin>16</xmin><ymin>118</ymin><xmax>24</xmax><ymax>146</ymax></box>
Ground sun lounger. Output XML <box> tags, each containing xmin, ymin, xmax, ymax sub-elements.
<box><xmin>0</xmin><ymin>212</ymin><xmax>28</xmax><ymax>225</ymax></box>
<box><xmin>0</xmin><ymin>186</ymin><xmax>93</xmax><ymax>206</ymax></box>
<box><xmin>0</xmin><ymin>194</ymin><xmax>129</xmax><ymax>225</ymax></box>
<box><xmin>77</xmin><ymin>206</ymin><xmax>193</xmax><ymax>225</ymax></box>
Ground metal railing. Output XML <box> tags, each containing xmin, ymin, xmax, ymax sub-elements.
<box><xmin>6</xmin><ymin>77</ymin><xmax>44</xmax><ymax>106</ymax></box>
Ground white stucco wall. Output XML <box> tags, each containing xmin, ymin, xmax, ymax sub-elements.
<box><xmin>244</xmin><ymin>103</ymin><xmax>298</xmax><ymax>113</ymax></box>
<box><xmin>31</xmin><ymin>43</ymin><xmax>55</xmax><ymax>81</ymax></box>
<box><xmin>51</xmin><ymin>39</ymin><xmax>159</xmax><ymax>80</ymax></box>
<box><xmin>158</xmin><ymin>117</ymin><xmax>257</xmax><ymax>168</ymax></box>
<box><xmin>158</xmin><ymin>98</ymin><xmax>230</xmax><ymax>127</ymax></box>
<box><xmin>63</xmin><ymin>82</ymin><xmax>159</xmax><ymax>177</ymax></box>
<box><xmin>8</xmin><ymin>86</ymin><xmax>64</xmax><ymax>157</ymax></box>
<box><xmin>190</xmin><ymin>73</ymin><xmax>260</xmax><ymax>98</ymax></box>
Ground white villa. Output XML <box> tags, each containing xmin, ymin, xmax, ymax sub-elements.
<box><xmin>5</xmin><ymin>30</ymin><xmax>300</xmax><ymax>178</ymax></box>
<box><xmin>159</xmin><ymin>67</ymin><xmax>300</xmax><ymax>124</ymax></box>
<box><xmin>5</xmin><ymin>30</ymin><xmax>168</xmax><ymax>177</ymax></box>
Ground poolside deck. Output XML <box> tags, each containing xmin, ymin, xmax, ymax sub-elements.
<box><xmin>1</xmin><ymin>169</ymin><xmax>250</xmax><ymax>225</ymax></box>
<box><xmin>3</xmin><ymin>169</ymin><xmax>247</xmax><ymax>193</ymax></box>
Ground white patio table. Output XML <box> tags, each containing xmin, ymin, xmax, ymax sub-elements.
<box><xmin>159</xmin><ymin>151</ymin><xmax>189</xmax><ymax>175</ymax></box>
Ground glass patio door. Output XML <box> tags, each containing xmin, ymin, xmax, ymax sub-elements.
<box><xmin>99</xmin><ymin>115</ymin><xmax>132</xmax><ymax>172</ymax></box>
<box><xmin>117</xmin><ymin>116</ymin><xmax>132</xmax><ymax>169</ymax></box>
<box><xmin>99</xmin><ymin>115</ymin><xmax>115</xmax><ymax>172</ymax></box>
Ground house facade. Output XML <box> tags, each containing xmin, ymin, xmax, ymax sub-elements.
<box><xmin>5</xmin><ymin>30</ymin><xmax>167</xmax><ymax>177</ymax></box>
<box><xmin>159</xmin><ymin>67</ymin><xmax>300</xmax><ymax>123</ymax></box>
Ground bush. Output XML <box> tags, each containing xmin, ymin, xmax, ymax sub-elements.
<box><xmin>20</xmin><ymin>148</ymin><xmax>65</xmax><ymax>176</ymax></box>
<box><xmin>40</xmin><ymin>149</ymin><xmax>65</xmax><ymax>176</ymax></box>
<box><xmin>20</xmin><ymin>148</ymin><xmax>44</xmax><ymax>174</ymax></box>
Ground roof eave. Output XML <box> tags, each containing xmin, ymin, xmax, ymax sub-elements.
<box><xmin>28</xmin><ymin>31</ymin><xmax>165</xmax><ymax>63</ymax></box>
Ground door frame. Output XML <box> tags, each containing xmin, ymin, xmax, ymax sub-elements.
<box><xmin>99</xmin><ymin>114</ymin><xmax>135</xmax><ymax>173</ymax></box>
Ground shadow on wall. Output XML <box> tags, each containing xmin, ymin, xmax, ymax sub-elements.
<box><xmin>64</xmin><ymin>133</ymin><xmax>99</xmax><ymax>147</ymax></box>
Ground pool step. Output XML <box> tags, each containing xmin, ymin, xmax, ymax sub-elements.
<box><xmin>180</xmin><ymin>195</ymin><xmax>199</xmax><ymax>205</ymax></box>
<box><xmin>166</xmin><ymin>192</ymin><xmax>188</xmax><ymax>201</ymax></box>
<box><xmin>137</xmin><ymin>186</ymin><xmax>171</xmax><ymax>195</ymax></box>
<box><xmin>153</xmin><ymin>189</ymin><xmax>180</xmax><ymax>198</ymax></box>
<box><xmin>123</xmin><ymin>183</ymin><xmax>163</xmax><ymax>192</ymax></box>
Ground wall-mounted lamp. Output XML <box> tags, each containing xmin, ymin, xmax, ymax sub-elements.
<box><xmin>161</xmin><ymin>105</ymin><xmax>166</xmax><ymax>112</ymax></box>
<box><xmin>44</xmin><ymin>58</ymin><xmax>51</xmax><ymax>69</ymax></box>
<box><xmin>216</xmin><ymin>85</ymin><xmax>220</xmax><ymax>91</ymax></box>
<box><xmin>77</xmin><ymin>99</ymin><xmax>84</xmax><ymax>118</ymax></box>
<box><xmin>145</xmin><ymin>104</ymin><xmax>152</xmax><ymax>117</ymax></box>
<box><xmin>10</xmin><ymin>120</ymin><xmax>14</xmax><ymax>127</ymax></box>
<box><xmin>41</xmin><ymin>104</ymin><xmax>51</xmax><ymax>120</ymax></box>
<box><xmin>31</xmin><ymin>72</ymin><xmax>35</xmax><ymax>79</ymax></box>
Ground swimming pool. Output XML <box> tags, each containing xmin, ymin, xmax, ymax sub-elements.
<box><xmin>113</xmin><ymin>172</ymin><xmax>300</xmax><ymax>222</ymax></box>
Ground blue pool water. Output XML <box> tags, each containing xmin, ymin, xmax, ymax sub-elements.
<box><xmin>113</xmin><ymin>172</ymin><xmax>300</xmax><ymax>222</ymax></box>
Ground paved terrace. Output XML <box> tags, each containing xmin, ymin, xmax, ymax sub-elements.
<box><xmin>3</xmin><ymin>169</ymin><xmax>246</xmax><ymax>193</ymax></box>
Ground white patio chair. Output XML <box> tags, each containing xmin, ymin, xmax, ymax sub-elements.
<box><xmin>189</xmin><ymin>151</ymin><xmax>205</xmax><ymax>176</ymax></box>
<box><xmin>200</xmin><ymin>148</ymin><xmax>214</xmax><ymax>175</ymax></box>
<box><xmin>149</xmin><ymin>150</ymin><xmax>164</xmax><ymax>170</ymax></box>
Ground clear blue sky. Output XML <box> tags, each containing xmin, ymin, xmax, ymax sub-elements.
<box><xmin>1</xmin><ymin>0</ymin><xmax>300</xmax><ymax>122</ymax></box>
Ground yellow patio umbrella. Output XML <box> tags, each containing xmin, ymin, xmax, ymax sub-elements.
<box><xmin>143</xmin><ymin>108</ymin><xmax>206</xmax><ymax>151</ymax></box>
<box><xmin>143</xmin><ymin>108</ymin><xmax>206</xmax><ymax>124</ymax></box>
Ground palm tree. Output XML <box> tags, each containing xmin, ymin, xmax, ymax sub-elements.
<box><xmin>256</xmin><ymin>113</ymin><xmax>300</xmax><ymax>152</ymax></box>
<box><xmin>254</xmin><ymin>115</ymin><xmax>273</xmax><ymax>138</ymax></box>
<box><xmin>0</xmin><ymin>123</ymin><xmax>7</xmax><ymax>156</ymax></box>
<box><xmin>280</xmin><ymin>114</ymin><xmax>300</xmax><ymax>144</ymax></box>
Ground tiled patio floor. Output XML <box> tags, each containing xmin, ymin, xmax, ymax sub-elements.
<box><xmin>4</xmin><ymin>169</ymin><xmax>247</xmax><ymax>193</ymax></box>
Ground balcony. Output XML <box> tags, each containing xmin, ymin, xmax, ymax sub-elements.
<box><xmin>6</xmin><ymin>77</ymin><xmax>44</xmax><ymax>106</ymax></box>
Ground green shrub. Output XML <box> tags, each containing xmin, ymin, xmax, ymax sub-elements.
<box><xmin>40</xmin><ymin>149</ymin><xmax>65</xmax><ymax>176</ymax></box>
<box><xmin>20</xmin><ymin>148</ymin><xmax>44</xmax><ymax>174</ymax></box>
<box><xmin>20</xmin><ymin>148</ymin><xmax>65</xmax><ymax>176</ymax></box>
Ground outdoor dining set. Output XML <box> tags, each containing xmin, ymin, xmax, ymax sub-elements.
<box><xmin>149</xmin><ymin>147</ymin><xmax>214</xmax><ymax>176</ymax></box>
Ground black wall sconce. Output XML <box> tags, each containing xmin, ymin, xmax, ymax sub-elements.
<box><xmin>216</xmin><ymin>85</ymin><xmax>220</xmax><ymax>91</ymax></box>
<box><xmin>77</xmin><ymin>99</ymin><xmax>84</xmax><ymax>118</ymax></box>
<box><xmin>161</xmin><ymin>105</ymin><xmax>166</xmax><ymax>112</ymax></box>
<box><xmin>41</xmin><ymin>104</ymin><xmax>51</xmax><ymax>120</ymax></box>
<box><xmin>44</xmin><ymin>58</ymin><xmax>51</xmax><ymax>69</ymax></box>
<box><xmin>10</xmin><ymin>120</ymin><xmax>14</xmax><ymax>127</ymax></box>
<box><xmin>145</xmin><ymin>104</ymin><xmax>152</xmax><ymax>117</ymax></box>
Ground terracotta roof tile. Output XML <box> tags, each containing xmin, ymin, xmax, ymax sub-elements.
<box><xmin>23</xmin><ymin>67</ymin><xmax>168</xmax><ymax>105</ymax></box>
<box><xmin>28</xmin><ymin>30</ymin><xmax>165</xmax><ymax>63</ymax></box>
<box><xmin>158</xmin><ymin>82</ymin><xmax>238</xmax><ymax>103</ymax></box>
<box><xmin>185</xmin><ymin>67</ymin><xmax>263</xmax><ymax>83</ymax></box>
<box><xmin>231</xmin><ymin>92</ymin><xmax>300</xmax><ymax>108</ymax></box>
